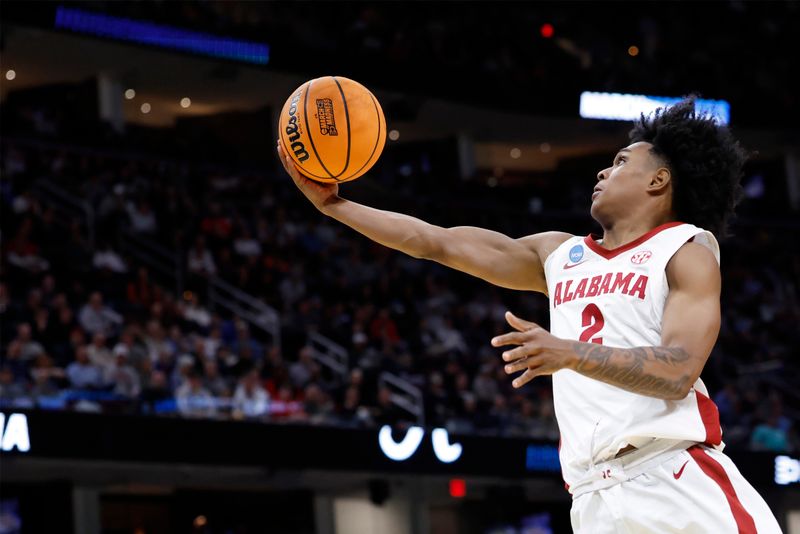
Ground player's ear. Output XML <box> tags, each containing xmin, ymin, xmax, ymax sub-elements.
<box><xmin>648</xmin><ymin>168</ymin><xmax>672</xmax><ymax>194</ymax></box>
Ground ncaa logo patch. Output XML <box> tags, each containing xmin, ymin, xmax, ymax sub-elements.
<box><xmin>569</xmin><ymin>245</ymin><xmax>584</xmax><ymax>263</ymax></box>
<box><xmin>631</xmin><ymin>250</ymin><xmax>653</xmax><ymax>264</ymax></box>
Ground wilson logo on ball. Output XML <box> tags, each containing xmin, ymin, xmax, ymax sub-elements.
<box><xmin>316</xmin><ymin>98</ymin><xmax>338</xmax><ymax>136</ymax></box>
<box><xmin>285</xmin><ymin>91</ymin><xmax>310</xmax><ymax>162</ymax></box>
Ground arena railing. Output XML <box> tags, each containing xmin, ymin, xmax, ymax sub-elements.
<box><xmin>379</xmin><ymin>372</ymin><xmax>425</xmax><ymax>426</ymax></box>
<box><xmin>306</xmin><ymin>332</ymin><xmax>349</xmax><ymax>383</ymax></box>
<box><xmin>119</xmin><ymin>227</ymin><xmax>185</xmax><ymax>295</ymax></box>
<box><xmin>34</xmin><ymin>179</ymin><xmax>95</xmax><ymax>249</ymax></box>
<box><xmin>207</xmin><ymin>276</ymin><xmax>282</xmax><ymax>350</ymax></box>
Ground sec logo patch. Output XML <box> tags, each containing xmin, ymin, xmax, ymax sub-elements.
<box><xmin>631</xmin><ymin>250</ymin><xmax>652</xmax><ymax>264</ymax></box>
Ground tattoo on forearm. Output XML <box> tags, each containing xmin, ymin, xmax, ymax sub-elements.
<box><xmin>571</xmin><ymin>343</ymin><xmax>692</xmax><ymax>398</ymax></box>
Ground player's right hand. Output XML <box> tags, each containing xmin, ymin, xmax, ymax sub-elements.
<box><xmin>277</xmin><ymin>139</ymin><xmax>339</xmax><ymax>212</ymax></box>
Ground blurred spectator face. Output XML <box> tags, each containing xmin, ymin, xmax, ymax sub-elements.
<box><xmin>35</xmin><ymin>308</ymin><xmax>49</xmax><ymax>325</ymax></box>
<box><xmin>189</xmin><ymin>374</ymin><xmax>203</xmax><ymax>390</ymax></box>
<box><xmin>344</xmin><ymin>386</ymin><xmax>360</xmax><ymax>407</ymax></box>
<box><xmin>52</xmin><ymin>292</ymin><xmax>68</xmax><ymax>310</ymax></box>
<box><xmin>75</xmin><ymin>346</ymin><xmax>89</xmax><ymax>364</ymax></box>
<box><xmin>456</xmin><ymin>372</ymin><xmax>469</xmax><ymax>390</ymax></box>
<box><xmin>17</xmin><ymin>323</ymin><xmax>32</xmax><ymax>341</ymax></box>
<box><xmin>305</xmin><ymin>384</ymin><xmax>322</xmax><ymax>403</ymax></box>
<box><xmin>150</xmin><ymin>370</ymin><xmax>167</xmax><ymax>390</ymax></box>
<box><xmin>92</xmin><ymin>333</ymin><xmax>106</xmax><ymax>348</ymax></box>
<box><xmin>0</xmin><ymin>367</ymin><xmax>14</xmax><ymax>385</ymax></box>
<box><xmin>378</xmin><ymin>387</ymin><xmax>392</xmax><ymax>406</ymax></box>
<box><xmin>204</xmin><ymin>361</ymin><xmax>219</xmax><ymax>377</ymax></box>
<box><xmin>146</xmin><ymin>320</ymin><xmax>162</xmax><ymax>339</ymax></box>
<box><xmin>349</xmin><ymin>368</ymin><xmax>363</xmax><ymax>386</ymax></box>
<box><xmin>89</xmin><ymin>292</ymin><xmax>103</xmax><ymax>310</ymax></box>
<box><xmin>58</xmin><ymin>307</ymin><xmax>73</xmax><ymax>325</ymax></box>
<box><xmin>69</xmin><ymin>328</ymin><xmax>85</xmax><ymax>347</ymax></box>
<box><xmin>298</xmin><ymin>346</ymin><xmax>313</xmax><ymax>364</ymax></box>
<box><xmin>243</xmin><ymin>371</ymin><xmax>259</xmax><ymax>390</ymax></box>
<box><xmin>120</xmin><ymin>331</ymin><xmax>134</xmax><ymax>346</ymax></box>
<box><xmin>41</xmin><ymin>275</ymin><xmax>56</xmax><ymax>294</ymax></box>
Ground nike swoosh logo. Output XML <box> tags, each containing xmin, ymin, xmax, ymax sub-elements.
<box><xmin>563</xmin><ymin>261</ymin><xmax>589</xmax><ymax>269</ymax></box>
<box><xmin>673</xmin><ymin>460</ymin><xmax>690</xmax><ymax>479</ymax></box>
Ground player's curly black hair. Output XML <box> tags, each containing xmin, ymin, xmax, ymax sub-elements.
<box><xmin>629</xmin><ymin>97</ymin><xmax>747</xmax><ymax>237</ymax></box>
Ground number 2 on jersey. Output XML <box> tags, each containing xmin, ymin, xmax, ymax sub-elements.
<box><xmin>580</xmin><ymin>303</ymin><xmax>604</xmax><ymax>344</ymax></box>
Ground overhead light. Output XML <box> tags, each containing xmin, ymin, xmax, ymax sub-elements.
<box><xmin>388</xmin><ymin>129</ymin><xmax>400</xmax><ymax>141</ymax></box>
<box><xmin>180</xmin><ymin>97</ymin><xmax>191</xmax><ymax>108</ymax></box>
<box><xmin>510</xmin><ymin>148</ymin><xmax>521</xmax><ymax>159</ymax></box>
<box><xmin>539</xmin><ymin>143</ymin><xmax>551</xmax><ymax>153</ymax></box>
<box><xmin>5</xmin><ymin>69</ymin><xmax>16</xmax><ymax>81</ymax></box>
<box><xmin>140</xmin><ymin>103</ymin><xmax>151</xmax><ymax>114</ymax></box>
<box><xmin>124</xmin><ymin>88</ymin><xmax>136</xmax><ymax>99</ymax></box>
<box><xmin>628</xmin><ymin>46</ymin><xmax>639</xmax><ymax>57</ymax></box>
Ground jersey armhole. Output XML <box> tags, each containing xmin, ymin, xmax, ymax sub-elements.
<box><xmin>542</xmin><ymin>236</ymin><xmax>579</xmax><ymax>287</ymax></box>
<box><xmin>688</xmin><ymin>231</ymin><xmax>720</xmax><ymax>265</ymax></box>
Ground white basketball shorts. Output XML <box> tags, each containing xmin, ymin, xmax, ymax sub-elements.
<box><xmin>570</xmin><ymin>445</ymin><xmax>783</xmax><ymax>533</ymax></box>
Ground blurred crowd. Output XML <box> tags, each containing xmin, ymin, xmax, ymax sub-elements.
<box><xmin>71</xmin><ymin>0</ymin><xmax>799</xmax><ymax>128</ymax></box>
<box><xmin>2</xmin><ymin>104</ymin><xmax>799</xmax><ymax>452</ymax></box>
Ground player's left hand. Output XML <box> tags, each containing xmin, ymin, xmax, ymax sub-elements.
<box><xmin>492</xmin><ymin>311</ymin><xmax>575</xmax><ymax>388</ymax></box>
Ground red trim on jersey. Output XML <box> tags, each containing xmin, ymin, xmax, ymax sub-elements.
<box><xmin>584</xmin><ymin>221</ymin><xmax>685</xmax><ymax>260</ymax></box>
<box><xmin>688</xmin><ymin>445</ymin><xmax>757</xmax><ymax>533</ymax></box>
<box><xmin>696</xmin><ymin>390</ymin><xmax>723</xmax><ymax>446</ymax></box>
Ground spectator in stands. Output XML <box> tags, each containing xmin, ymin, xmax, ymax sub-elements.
<box><xmin>231</xmin><ymin>321</ymin><xmax>264</xmax><ymax>361</ymax></box>
<box><xmin>181</xmin><ymin>293</ymin><xmax>212</xmax><ymax>329</ymax></box>
<box><xmin>472</xmin><ymin>363</ymin><xmax>499</xmax><ymax>404</ymax></box>
<box><xmin>301</xmin><ymin>383</ymin><xmax>334</xmax><ymax>425</ymax></box>
<box><xmin>92</xmin><ymin>242</ymin><xmax>128</xmax><ymax>273</ymax></box>
<box><xmin>338</xmin><ymin>384</ymin><xmax>371</xmax><ymax>427</ymax></box>
<box><xmin>233</xmin><ymin>225</ymin><xmax>262</xmax><ymax>258</ymax></box>
<box><xmin>270</xmin><ymin>385</ymin><xmax>304</xmax><ymax>420</ymax></box>
<box><xmin>140</xmin><ymin>369</ymin><xmax>171</xmax><ymax>411</ymax></box>
<box><xmin>66</xmin><ymin>345</ymin><xmax>102</xmax><ymax>389</ymax></box>
<box><xmin>187</xmin><ymin>235</ymin><xmax>216</xmax><ymax>277</ymax></box>
<box><xmin>6</xmin><ymin>217</ymin><xmax>50</xmax><ymax>273</ymax></box>
<box><xmin>176</xmin><ymin>370</ymin><xmax>217</xmax><ymax>418</ymax></box>
<box><xmin>233</xmin><ymin>370</ymin><xmax>270</xmax><ymax>419</ymax></box>
<box><xmin>0</xmin><ymin>365</ymin><xmax>28</xmax><ymax>403</ymax></box>
<box><xmin>86</xmin><ymin>333</ymin><xmax>114</xmax><ymax>383</ymax></box>
<box><xmin>127</xmin><ymin>199</ymin><xmax>157</xmax><ymax>234</ymax></box>
<box><xmin>78</xmin><ymin>292</ymin><xmax>122</xmax><ymax>337</ymax></box>
<box><xmin>126</xmin><ymin>266</ymin><xmax>156</xmax><ymax>310</ymax></box>
<box><xmin>29</xmin><ymin>354</ymin><xmax>64</xmax><ymax>399</ymax></box>
<box><xmin>289</xmin><ymin>346</ymin><xmax>317</xmax><ymax>389</ymax></box>
<box><xmin>8</xmin><ymin>323</ymin><xmax>45</xmax><ymax>362</ymax></box>
<box><xmin>203</xmin><ymin>360</ymin><xmax>229</xmax><ymax>397</ymax></box>
<box><xmin>108</xmin><ymin>350</ymin><xmax>141</xmax><ymax>399</ymax></box>
<box><xmin>750</xmin><ymin>414</ymin><xmax>791</xmax><ymax>452</ymax></box>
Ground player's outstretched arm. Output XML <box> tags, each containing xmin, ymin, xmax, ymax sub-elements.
<box><xmin>278</xmin><ymin>140</ymin><xmax>570</xmax><ymax>293</ymax></box>
<box><xmin>495</xmin><ymin>242</ymin><xmax>720</xmax><ymax>400</ymax></box>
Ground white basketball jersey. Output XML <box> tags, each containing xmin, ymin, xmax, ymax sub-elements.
<box><xmin>543</xmin><ymin>222</ymin><xmax>724</xmax><ymax>493</ymax></box>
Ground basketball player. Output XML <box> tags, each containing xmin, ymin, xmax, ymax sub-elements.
<box><xmin>277</xmin><ymin>98</ymin><xmax>782</xmax><ymax>532</ymax></box>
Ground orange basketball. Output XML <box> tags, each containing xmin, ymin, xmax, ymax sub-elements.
<box><xmin>279</xmin><ymin>76</ymin><xmax>386</xmax><ymax>183</ymax></box>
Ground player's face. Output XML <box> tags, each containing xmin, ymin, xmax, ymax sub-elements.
<box><xmin>590</xmin><ymin>141</ymin><xmax>662</xmax><ymax>224</ymax></box>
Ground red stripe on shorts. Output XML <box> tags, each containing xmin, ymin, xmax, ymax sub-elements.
<box><xmin>695</xmin><ymin>390</ymin><xmax>723</xmax><ymax>446</ymax></box>
<box><xmin>688</xmin><ymin>445</ymin><xmax>757</xmax><ymax>534</ymax></box>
